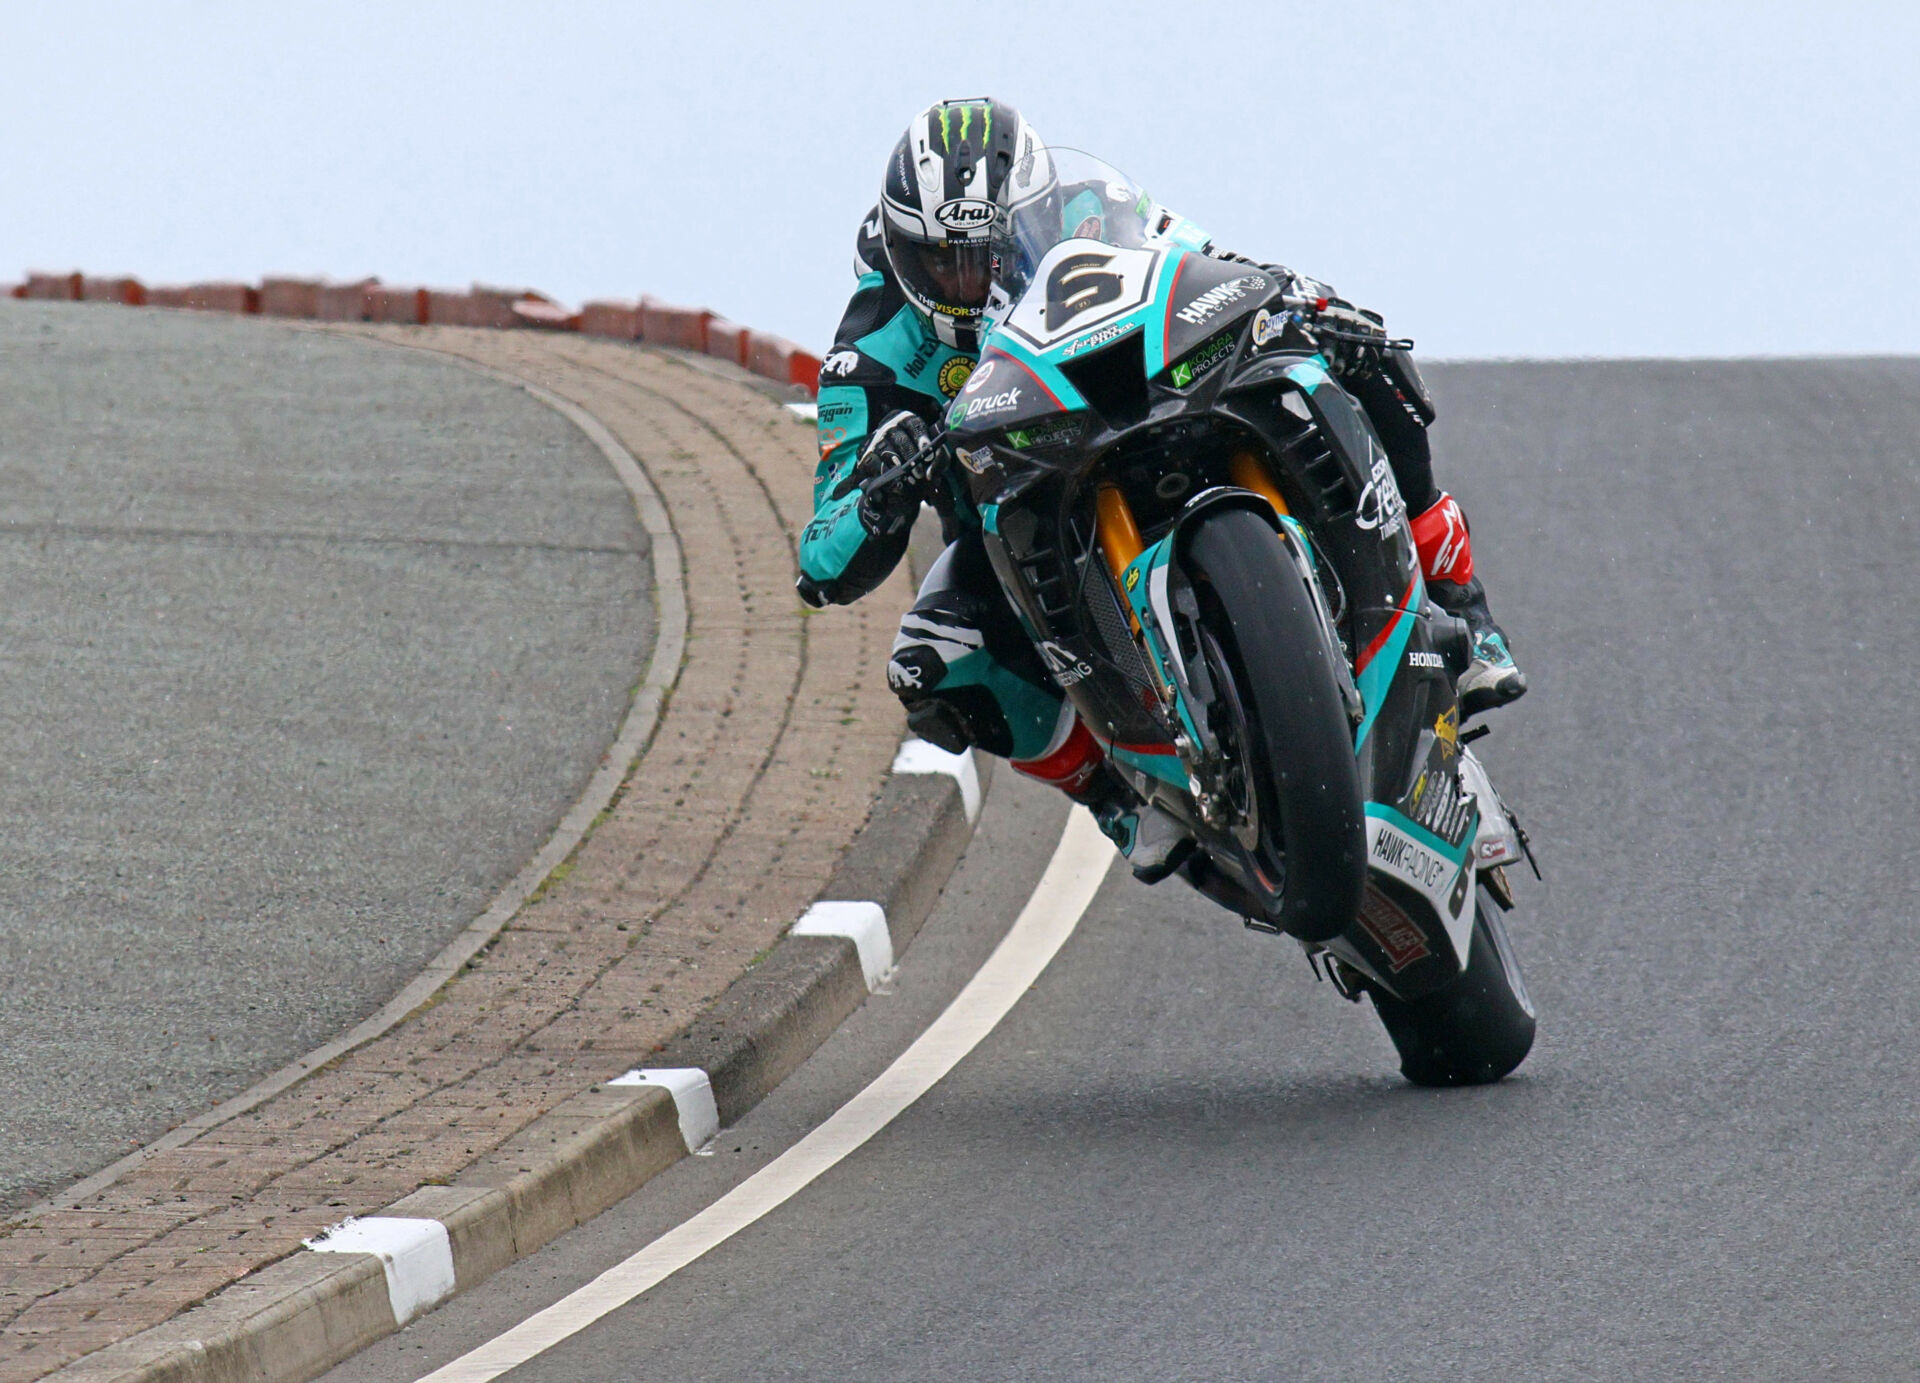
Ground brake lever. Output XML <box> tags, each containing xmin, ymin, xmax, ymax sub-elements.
<box><xmin>1313</xmin><ymin>323</ymin><xmax>1416</xmax><ymax>352</ymax></box>
<box><xmin>1275</xmin><ymin>294</ymin><xmax>1413</xmax><ymax>352</ymax></box>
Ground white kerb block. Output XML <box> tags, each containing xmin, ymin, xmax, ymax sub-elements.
<box><xmin>304</xmin><ymin>1216</ymin><xmax>456</xmax><ymax>1325</ymax></box>
<box><xmin>792</xmin><ymin>900</ymin><xmax>895</xmax><ymax>991</ymax></box>
<box><xmin>892</xmin><ymin>739</ymin><xmax>981</xmax><ymax>823</ymax></box>
<box><xmin>607</xmin><ymin>1066</ymin><xmax>721</xmax><ymax>1153</ymax></box>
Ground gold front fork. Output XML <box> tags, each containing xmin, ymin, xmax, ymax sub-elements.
<box><xmin>1229</xmin><ymin>450</ymin><xmax>1290</xmax><ymax>518</ymax></box>
<box><xmin>1095</xmin><ymin>484</ymin><xmax>1144</xmax><ymax>587</ymax></box>
<box><xmin>1096</xmin><ymin>457</ymin><xmax>1288</xmax><ymax>611</ymax></box>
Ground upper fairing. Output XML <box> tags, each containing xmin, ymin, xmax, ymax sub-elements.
<box><xmin>952</xmin><ymin>238</ymin><xmax>1280</xmax><ymax>437</ymax></box>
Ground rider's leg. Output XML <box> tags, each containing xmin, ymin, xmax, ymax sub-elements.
<box><xmin>1408</xmin><ymin>493</ymin><xmax>1528</xmax><ymax>717</ymax></box>
<box><xmin>886</xmin><ymin>533</ymin><xmax>1189</xmax><ymax>876</ymax></box>
<box><xmin>1345</xmin><ymin>365</ymin><xmax>1527</xmax><ymax>717</ymax></box>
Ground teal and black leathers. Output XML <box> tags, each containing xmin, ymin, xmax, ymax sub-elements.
<box><xmin>796</xmin><ymin>209</ymin><xmax>980</xmax><ymax>610</ymax></box>
<box><xmin>886</xmin><ymin>531</ymin><xmax>1069</xmax><ymax>763</ymax></box>
<box><xmin>797</xmin><ymin>210</ymin><xmax>1068</xmax><ymax>764</ymax></box>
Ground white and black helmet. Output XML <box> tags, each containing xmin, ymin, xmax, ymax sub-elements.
<box><xmin>881</xmin><ymin>98</ymin><xmax>1052</xmax><ymax>350</ymax></box>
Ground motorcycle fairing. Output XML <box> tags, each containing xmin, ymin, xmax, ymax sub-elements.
<box><xmin>957</xmin><ymin>190</ymin><xmax>1510</xmax><ymax>997</ymax></box>
<box><xmin>952</xmin><ymin>242</ymin><xmax>1272</xmax><ymax>441</ymax></box>
<box><xmin>1351</xmin><ymin>571</ymin><xmax>1424</xmax><ymax>750</ymax></box>
<box><xmin>1365</xmin><ymin>802</ymin><xmax>1478</xmax><ymax>966</ymax></box>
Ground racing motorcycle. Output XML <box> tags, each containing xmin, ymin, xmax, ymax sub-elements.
<box><xmin>886</xmin><ymin>150</ymin><xmax>1536</xmax><ymax>1085</ymax></box>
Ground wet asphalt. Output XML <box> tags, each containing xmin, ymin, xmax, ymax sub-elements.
<box><xmin>330</xmin><ymin>356</ymin><xmax>1912</xmax><ymax>1380</ymax></box>
<box><xmin>0</xmin><ymin>302</ymin><xmax>653</xmax><ymax>1213</ymax></box>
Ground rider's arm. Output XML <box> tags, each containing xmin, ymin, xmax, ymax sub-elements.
<box><xmin>798</xmin><ymin>275</ymin><xmax>935</xmax><ymax>607</ymax></box>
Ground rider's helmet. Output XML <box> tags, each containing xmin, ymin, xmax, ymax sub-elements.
<box><xmin>880</xmin><ymin>98</ymin><xmax>1052</xmax><ymax>351</ymax></box>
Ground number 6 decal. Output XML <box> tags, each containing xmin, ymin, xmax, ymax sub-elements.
<box><xmin>1044</xmin><ymin>252</ymin><xmax>1124</xmax><ymax>331</ymax></box>
<box><xmin>1003</xmin><ymin>240</ymin><xmax>1162</xmax><ymax>352</ymax></box>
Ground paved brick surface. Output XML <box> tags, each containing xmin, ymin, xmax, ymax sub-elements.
<box><xmin>0</xmin><ymin>328</ymin><xmax>909</xmax><ymax>1381</ymax></box>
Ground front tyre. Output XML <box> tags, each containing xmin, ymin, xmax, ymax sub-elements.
<box><xmin>1370</xmin><ymin>888</ymin><xmax>1536</xmax><ymax>1086</ymax></box>
<box><xmin>1184</xmin><ymin>507</ymin><xmax>1366</xmax><ymax>941</ymax></box>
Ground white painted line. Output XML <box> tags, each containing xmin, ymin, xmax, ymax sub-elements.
<box><xmin>606</xmin><ymin>1067</ymin><xmax>721</xmax><ymax>1154</ymax></box>
<box><xmin>306</xmin><ymin>1216</ymin><xmax>457</xmax><ymax>1326</ymax></box>
<box><xmin>784</xmin><ymin>401</ymin><xmax>818</xmax><ymax>422</ymax></box>
<box><xmin>893</xmin><ymin>739</ymin><xmax>982</xmax><ymax>823</ymax></box>
<box><xmin>416</xmin><ymin>806</ymin><xmax>1114</xmax><ymax>1383</ymax></box>
<box><xmin>792</xmin><ymin>901</ymin><xmax>894</xmax><ymax>990</ymax></box>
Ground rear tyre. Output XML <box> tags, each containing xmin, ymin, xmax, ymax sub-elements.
<box><xmin>1371</xmin><ymin>888</ymin><xmax>1536</xmax><ymax>1086</ymax></box>
<box><xmin>1183</xmin><ymin>507</ymin><xmax>1366</xmax><ymax>942</ymax></box>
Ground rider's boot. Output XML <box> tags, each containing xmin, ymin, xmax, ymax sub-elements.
<box><xmin>1013</xmin><ymin>713</ymin><xmax>1193</xmax><ymax>883</ymax></box>
<box><xmin>1410</xmin><ymin>492</ymin><xmax>1528</xmax><ymax>719</ymax></box>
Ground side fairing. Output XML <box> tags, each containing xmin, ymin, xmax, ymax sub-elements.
<box><xmin>1155</xmin><ymin>253</ymin><xmax>1275</xmax><ymax>372</ymax></box>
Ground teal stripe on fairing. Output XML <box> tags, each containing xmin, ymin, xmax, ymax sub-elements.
<box><xmin>1142</xmin><ymin>249</ymin><xmax>1185</xmax><ymax>376</ymax></box>
<box><xmin>1366</xmin><ymin>801</ymin><xmax>1476</xmax><ymax>869</ymax></box>
<box><xmin>1286</xmin><ymin>358</ymin><xmax>1333</xmax><ymax>393</ymax></box>
<box><xmin>1353</xmin><ymin>572</ymin><xmax>1424</xmax><ymax>750</ymax></box>
<box><xmin>982</xmin><ymin>333</ymin><xmax>1087</xmax><ymax>413</ymax></box>
<box><xmin>1110</xmin><ymin>743</ymin><xmax>1188</xmax><ymax>789</ymax></box>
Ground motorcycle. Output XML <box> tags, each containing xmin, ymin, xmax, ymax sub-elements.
<box><xmin>875</xmin><ymin>149</ymin><xmax>1536</xmax><ymax>1085</ymax></box>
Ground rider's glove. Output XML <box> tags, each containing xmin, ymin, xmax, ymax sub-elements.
<box><xmin>853</xmin><ymin>410</ymin><xmax>933</xmax><ymax>537</ymax></box>
<box><xmin>1311</xmin><ymin>299</ymin><xmax>1389</xmax><ymax>377</ymax></box>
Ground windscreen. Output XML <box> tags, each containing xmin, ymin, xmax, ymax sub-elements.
<box><xmin>987</xmin><ymin>148</ymin><xmax>1159</xmax><ymax>323</ymax></box>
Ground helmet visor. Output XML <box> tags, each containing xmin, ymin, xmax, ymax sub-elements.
<box><xmin>889</xmin><ymin>231</ymin><xmax>993</xmax><ymax>313</ymax></box>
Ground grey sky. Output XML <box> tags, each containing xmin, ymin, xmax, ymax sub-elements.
<box><xmin>5</xmin><ymin>1</ymin><xmax>1913</xmax><ymax>358</ymax></box>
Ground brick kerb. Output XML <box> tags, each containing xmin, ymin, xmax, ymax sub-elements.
<box><xmin>47</xmin><ymin>756</ymin><xmax>989</xmax><ymax>1383</ymax></box>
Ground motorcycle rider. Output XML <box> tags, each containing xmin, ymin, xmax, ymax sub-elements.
<box><xmin>797</xmin><ymin>98</ymin><xmax>1526</xmax><ymax>876</ymax></box>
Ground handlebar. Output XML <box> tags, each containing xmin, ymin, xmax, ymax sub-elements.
<box><xmin>1277</xmin><ymin>294</ymin><xmax>1414</xmax><ymax>353</ymax></box>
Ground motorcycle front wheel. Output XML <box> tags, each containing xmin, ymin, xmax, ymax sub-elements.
<box><xmin>1183</xmin><ymin>507</ymin><xmax>1366</xmax><ymax>942</ymax></box>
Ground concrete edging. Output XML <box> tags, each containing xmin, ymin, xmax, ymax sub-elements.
<box><xmin>53</xmin><ymin>745</ymin><xmax>986</xmax><ymax>1383</ymax></box>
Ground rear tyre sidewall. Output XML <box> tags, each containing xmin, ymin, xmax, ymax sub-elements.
<box><xmin>1371</xmin><ymin>887</ymin><xmax>1536</xmax><ymax>1087</ymax></box>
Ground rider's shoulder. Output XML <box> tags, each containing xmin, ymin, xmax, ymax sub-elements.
<box><xmin>817</xmin><ymin>342</ymin><xmax>893</xmax><ymax>390</ymax></box>
<box><xmin>853</xmin><ymin>204</ymin><xmax>887</xmax><ymax>278</ymax></box>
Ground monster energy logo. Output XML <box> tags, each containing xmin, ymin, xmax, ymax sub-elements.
<box><xmin>938</xmin><ymin>102</ymin><xmax>992</xmax><ymax>151</ymax></box>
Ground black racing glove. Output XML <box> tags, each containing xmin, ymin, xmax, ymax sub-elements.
<box><xmin>852</xmin><ymin>410</ymin><xmax>934</xmax><ymax>537</ymax></box>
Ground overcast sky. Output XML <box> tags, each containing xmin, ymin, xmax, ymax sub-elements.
<box><xmin>6</xmin><ymin>1</ymin><xmax>1915</xmax><ymax>358</ymax></box>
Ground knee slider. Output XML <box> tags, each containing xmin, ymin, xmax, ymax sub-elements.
<box><xmin>905</xmin><ymin>687</ymin><xmax>1013</xmax><ymax>757</ymax></box>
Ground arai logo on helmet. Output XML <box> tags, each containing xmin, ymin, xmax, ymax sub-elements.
<box><xmin>934</xmin><ymin>198</ymin><xmax>997</xmax><ymax>231</ymax></box>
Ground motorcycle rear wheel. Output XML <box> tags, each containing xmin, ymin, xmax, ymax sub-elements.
<box><xmin>1370</xmin><ymin>887</ymin><xmax>1536</xmax><ymax>1086</ymax></box>
<box><xmin>1183</xmin><ymin>507</ymin><xmax>1366</xmax><ymax>942</ymax></box>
